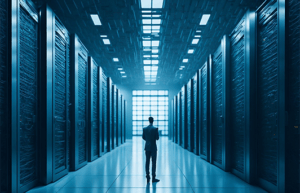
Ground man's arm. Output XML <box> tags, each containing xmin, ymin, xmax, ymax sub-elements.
<box><xmin>142</xmin><ymin>129</ymin><xmax>146</xmax><ymax>141</ymax></box>
<box><xmin>156</xmin><ymin>128</ymin><xmax>159</xmax><ymax>140</ymax></box>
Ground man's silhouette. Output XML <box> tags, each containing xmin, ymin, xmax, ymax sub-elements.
<box><xmin>142</xmin><ymin>117</ymin><xmax>160</xmax><ymax>183</ymax></box>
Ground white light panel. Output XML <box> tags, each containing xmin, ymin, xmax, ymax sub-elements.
<box><xmin>200</xmin><ymin>14</ymin><xmax>210</xmax><ymax>25</ymax></box>
<box><xmin>100</xmin><ymin>35</ymin><xmax>107</xmax><ymax>37</ymax></box>
<box><xmin>142</xmin><ymin>19</ymin><xmax>151</xmax><ymax>24</ymax></box>
<box><xmin>144</xmin><ymin>60</ymin><xmax>151</xmax><ymax>64</ymax></box>
<box><xmin>152</xmin><ymin>0</ymin><xmax>164</xmax><ymax>8</ymax></box>
<box><xmin>143</xmin><ymin>41</ymin><xmax>151</xmax><ymax>47</ymax></box>
<box><xmin>103</xmin><ymin>39</ymin><xmax>111</xmax><ymax>45</ymax></box>
<box><xmin>152</xmin><ymin>19</ymin><xmax>161</xmax><ymax>24</ymax></box>
<box><xmin>141</xmin><ymin>0</ymin><xmax>151</xmax><ymax>8</ymax></box>
<box><xmin>188</xmin><ymin>49</ymin><xmax>194</xmax><ymax>54</ymax></box>
<box><xmin>183</xmin><ymin>59</ymin><xmax>188</xmax><ymax>63</ymax></box>
<box><xmin>192</xmin><ymin>39</ymin><xmax>199</xmax><ymax>44</ymax></box>
<box><xmin>152</xmin><ymin>40</ymin><xmax>160</xmax><ymax>47</ymax></box>
<box><xmin>113</xmin><ymin>58</ymin><xmax>119</xmax><ymax>62</ymax></box>
<box><xmin>152</xmin><ymin>49</ymin><xmax>159</xmax><ymax>53</ymax></box>
<box><xmin>90</xmin><ymin>14</ymin><xmax>102</xmax><ymax>25</ymax></box>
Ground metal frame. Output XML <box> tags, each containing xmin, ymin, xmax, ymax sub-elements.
<box><xmin>107</xmin><ymin>77</ymin><xmax>112</xmax><ymax>152</ymax></box>
<box><xmin>255</xmin><ymin>0</ymin><xmax>285</xmax><ymax>192</ymax></box>
<box><xmin>70</xmin><ymin>34</ymin><xmax>89</xmax><ymax>171</ymax></box>
<box><xmin>117</xmin><ymin>89</ymin><xmax>121</xmax><ymax>146</ymax></box>
<box><xmin>99</xmin><ymin>67</ymin><xmax>106</xmax><ymax>155</ymax></box>
<box><xmin>192</xmin><ymin>72</ymin><xmax>199</xmax><ymax>155</ymax></box>
<box><xmin>88</xmin><ymin>57</ymin><xmax>100</xmax><ymax>162</ymax></box>
<box><xmin>187</xmin><ymin>80</ymin><xmax>193</xmax><ymax>152</ymax></box>
<box><xmin>111</xmin><ymin>85</ymin><xmax>117</xmax><ymax>149</ymax></box>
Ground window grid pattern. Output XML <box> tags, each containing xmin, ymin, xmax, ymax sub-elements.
<box><xmin>132</xmin><ymin>90</ymin><xmax>168</xmax><ymax>136</ymax></box>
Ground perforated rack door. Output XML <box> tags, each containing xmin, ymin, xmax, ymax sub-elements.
<box><xmin>112</xmin><ymin>85</ymin><xmax>117</xmax><ymax>149</ymax></box>
<box><xmin>70</xmin><ymin>34</ymin><xmax>89</xmax><ymax>171</ymax></box>
<box><xmin>192</xmin><ymin>72</ymin><xmax>199</xmax><ymax>155</ymax></box>
<box><xmin>177</xmin><ymin>93</ymin><xmax>180</xmax><ymax>145</ymax></box>
<box><xmin>120</xmin><ymin>95</ymin><xmax>124</xmax><ymax>144</ymax></box>
<box><xmin>124</xmin><ymin>100</ymin><xmax>127</xmax><ymax>143</ymax></box>
<box><xmin>17</xmin><ymin>0</ymin><xmax>39</xmax><ymax>191</ymax></box>
<box><xmin>100</xmin><ymin>68</ymin><xmax>107</xmax><ymax>154</ymax></box>
<box><xmin>117</xmin><ymin>90</ymin><xmax>122</xmax><ymax>146</ymax></box>
<box><xmin>186</xmin><ymin>80</ymin><xmax>192</xmax><ymax>152</ymax></box>
<box><xmin>0</xmin><ymin>0</ymin><xmax>9</xmax><ymax>192</ymax></box>
<box><xmin>180</xmin><ymin>86</ymin><xmax>186</xmax><ymax>149</ymax></box>
<box><xmin>256</xmin><ymin>1</ymin><xmax>285</xmax><ymax>191</ymax></box>
<box><xmin>210</xmin><ymin>35</ymin><xmax>230</xmax><ymax>171</ymax></box>
<box><xmin>174</xmin><ymin>96</ymin><xmax>178</xmax><ymax>144</ymax></box>
<box><xmin>107</xmin><ymin>78</ymin><xmax>113</xmax><ymax>152</ymax></box>
<box><xmin>200</xmin><ymin>62</ymin><xmax>210</xmax><ymax>161</ymax></box>
<box><xmin>88</xmin><ymin>57</ymin><xmax>99</xmax><ymax>162</ymax></box>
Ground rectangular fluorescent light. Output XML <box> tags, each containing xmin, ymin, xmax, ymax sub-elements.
<box><xmin>195</xmin><ymin>35</ymin><xmax>201</xmax><ymax>38</ymax></box>
<box><xmin>152</xmin><ymin>19</ymin><xmax>161</xmax><ymax>24</ymax></box>
<box><xmin>143</xmin><ymin>30</ymin><xmax>151</xmax><ymax>34</ymax></box>
<box><xmin>144</xmin><ymin>60</ymin><xmax>151</xmax><ymax>64</ymax></box>
<box><xmin>183</xmin><ymin>59</ymin><xmax>189</xmax><ymax>63</ymax></box>
<box><xmin>100</xmin><ymin>35</ymin><xmax>107</xmax><ymax>37</ymax></box>
<box><xmin>152</xmin><ymin>66</ymin><xmax>158</xmax><ymax>70</ymax></box>
<box><xmin>113</xmin><ymin>58</ymin><xmax>119</xmax><ymax>62</ymax></box>
<box><xmin>144</xmin><ymin>48</ymin><xmax>151</xmax><ymax>51</ymax></box>
<box><xmin>141</xmin><ymin>0</ymin><xmax>151</xmax><ymax>8</ymax></box>
<box><xmin>117</xmin><ymin>68</ymin><xmax>123</xmax><ymax>70</ymax></box>
<box><xmin>144</xmin><ymin>66</ymin><xmax>151</xmax><ymax>70</ymax></box>
<box><xmin>120</xmin><ymin>71</ymin><xmax>125</xmax><ymax>74</ymax></box>
<box><xmin>152</xmin><ymin>60</ymin><xmax>159</xmax><ymax>64</ymax></box>
<box><xmin>152</xmin><ymin>49</ymin><xmax>159</xmax><ymax>53</ymax></box>
<box><xmin>200</xmin><ymin>14</ymin><xmax>210</xmax><ymax>25</ymax></box>
<box><xmin>90</xmin><ymin>14</ymin><xmax>102</xmax><ymax>25</ymax></box>
<box><xmin>143</xmin><ymin>41</ymin><xmax>151</xmax><ymax>47</ymax></box>
<box><xmin>196</xmin><ymin>30</ymin><xmax>201</xmax><ymax>33</ymax></box>
<box><xmin>192</xmin><ymin>39</ymin><xmax>199</xmax><ymax>44</ymax></box>
<box><xmin>188</xmin><ymin>49</ymin><xmax>194</xmax><ymax>54</ymax></box>
<box><xmin>152</xmin><ymin>0</ymin><xmax>164</xmax><ymax>8</ymax></box>
<box><xmin>143</xmin><ymin>26</ymin><xmax>151</xmax><ymax>30</ymax></box>
<box><xmin>144</xmin><ymin>71</ymin><xmax>151</xmax><ymax>75</ymax></box>
<box><xmin>180</xmin><ymin>66</ymin><xmax>185</xmax><ymax>68</ymax></box>
<box><xmin>143</xmin><ymin>55</ymin><xmax>151</xmax><ymax>57</ymax></box>
<box><xmin>142</xmin><ymin>15</ymin><xmax>150</xmax><ymax>17</ymax></box>
<box><xmin>152</xmin><ymin>55</ymin><xmax>159</xmax><ymax>58</ymax></box>
<box><xmin>152</xmin><ymin>41</ymin><xmax>160</xmax><ymax>47</ymax></box>
<box><xmin>103</xmin><ymin>39</ymin><xmax>111</xmax><ymax>45</ymax></box>
<box><xmin>142</xmin><ymin>19</ymin><xmax>151</xmax><ymax>24</ymax></box>
<box><xmin>152</xmin><ymin>15</ymin><xmax>161</xmax><ymax>17</ymax></box>
<box><xmin>142</xmin><ymin>10</ymin><xmax>152</xmax><ymax>13</ymax></box>
<box><xmin>122</xmin><ymin>75</ymin><xmax>127</xmax><ymax>78</ymax></box>
<box><xmin>152</xmin><ymin>26</ymin><xmax>160</xmax><ymax>30</ymax></box>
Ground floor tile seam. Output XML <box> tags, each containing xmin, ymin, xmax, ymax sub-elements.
<box><xmin>55</xmin><ymin>174</ymin><xmax>77</xmax><ymax>192</ymax></box>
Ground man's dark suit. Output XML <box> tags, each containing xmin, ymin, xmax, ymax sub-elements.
<box><xmin>142</xmin><ymin>125</ymin><xmax>159</xmax><ymax>178</ymax></box>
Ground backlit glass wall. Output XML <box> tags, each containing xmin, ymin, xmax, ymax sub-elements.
<box><xmin>132</xmin><ymin>90</ymin><xmax>168</xmax><ymax>135</ymax></box>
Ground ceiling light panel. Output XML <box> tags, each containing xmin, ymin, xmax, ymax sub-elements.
<box><xmin>152</xmin><ymin>49</ymin><xmax>159</xmax><ymax>53</ymax></box>
<box><xmin>152</xmin><ymin>55</ymin><xmax>159</xmax><ymax>58</ymax></box>
<box><xmin>142</xmin><ymin>19</ymin><xmax>151</xmax><ymax>24</ymax></box>
<box><xmin>144</xmin><ymin>66</ymin><xmax>151</xmax><ymax>70</ymax></box>
<box><xmin>143</xmin><ymin>41</ymin><xmax>151</xmax><ymax>47</ymax></box>
<box><xmin>196</xmin><ymin>30</ymin><xmax>201</xmax><ymax>33</ymax></box>
<box><xmin>152</xmin><ymin>60</ymin><xmax>159</xmax><ymax>64</ymax></box>
<box><xmin>118</xmin><ymin>68</ymin><xmax>123</xmax><ymax>70</ymax></box>
<box><xmin>113</xmin><ymin>58</ymin><xmax>119</xmax><ymax>62</ymax></box>
<box><xmin>192</xmin><ymin>39</ymin><xmax>199</xmax><ymax>44</ymax></box>
<box><xmin>143</xmin><ymin>26</ymin><xmax>151</xmax><ymax>30</ymax></box>
<box><xmin>141</xmin><ymin>0</ymin><xmax>151</xmax><ymax>8</ymax></box>
<box><xmin>90</xmin><ymin>14</ymin><xmax>102</xmax><ymax>25</ymax></box>
<box><xmin>100</xmin><ymin>35</ymin><xmax>107</xmax><ymax>37</ymax></box>
<box><xmin>144</xmin><ymin>60</ymin><xmax>151</xmax><ymax>64</ymax></box>
<box><xmin>152</xmin><ymin>26</ymin><xmax>160</xmax><ymax>30</ymax></box>
<box><xmin>120</xmin><ymin>71</ymin><xmax>125</xmax><ymax>74</ymax></box>
<box><xmin>152</xmin><ymin>41</ymin><xmax>160</xmax><ymax>47</ymax></box>
<box><xmin>183</xmin><ymin>59</ymin><xmax>188</xmax><ymax>63</ymax></box>
<box><xmin>188</xmin><ymin>49</ymin><xmax>194</xmax><ymax>54</ymax></box>
<box><xmin>103</xmin><ymin>39</ymin><xmax>111</xmax><ymax>45</ymax></box>
<box><xmin>152</xmin><ymin>0</ymin><xmax>164</xmax><ymax>8</ymax></box>
<box><xmin>152</xmin><ymin>19</ymin><xmax>161</xmax><ymax>24</ymax></box>
<box><xmin>200</xmin><ymin>14</ymin><xmax>211</xmax><ymax>25</ymax></box>
<box><xmin>143</xmin><ymin>55</ymin><xmax>151</xmax><ymax>57</ymax></box>
<box><xmin>195</xmin><ymin>35</ymin><xmax>201</xmax><ymax>38</ymax></box>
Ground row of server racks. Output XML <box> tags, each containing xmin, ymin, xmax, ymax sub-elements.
<box><xmin>170</xmin><ymin>1</ymin><xmax>299</xmax><ymax>193</ymax></box>
<box><xmin>0</xmin><ymin>1</ymin><xmax>127</xmax><ymax>193</ymax></box>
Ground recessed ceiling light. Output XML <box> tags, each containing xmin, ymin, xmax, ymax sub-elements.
<box><xmin>200</xmin><ymin>14</ymin><xmax>210</xmax><ymax>25</ymax></box>
<box><xmin>144</xmin><ymin>66</ymin><xmax>151</xmax><ymax>70</ymax></box>
<box><xmin>192</xmin><ymin>39</ymin><xmax>199</xmax><ymax>44</ymax></box>
<box><xmin>117</xmin><ymin>67</ymin><xmax>123</xmax><ymax>70</ymax></box>
<box><xmin>152</xmin><ymin>49</ymin><xmax>159</xmax><ymax>53</ymax></box>
<box><xmin>122</xmin><ymin>75</ymin><xmax>127</xmax><ymax>78</ymax></box>
<box><xmin>152</xmin><ymin>26</ymin><xmax>160</xmax><ymax>30</ymax></box>
<box><xmin>196</xmin><ymin>30</ymin><xmax>201</xmax><ymax>33</ymax></box>
<box><xmin>152</xmin><ymin>55</ymin><xmax>159</xmax><ymax>58</ymax></box>
<box><xmin>183</xmin><ymin>59</ymin><xmax>189</xmax><ymax>63</ymax></box>
<box><xmin>152</xmin><ymin>15</ymin><xmax>161</xmax><ymax>17</ymax></box>
<box><xmin>142</xmin><ymin>10</ymin><xmax>152</xmax><ymax>13</ymax></box>
<box><xmin>143</xmin><ymin>41</ymin><xmax>151</xmax><ymax>47</ymax></box>
<box><xmin>152</xmin><ymin>19</ymin><xmax>161</xmax><ymax>24</ymax></box>
<box><xmin>103</xmin><ymin>39</ymin><xmax>111</xmax><ymax>45</ymax></box>
<box><xmin>152</xmin><ymin>0</ymin><xmax>164</xmax><ymax>8</ymax></box>
<box><xmin>120</xmin><ymin>71</ymin><xmax>125</xmax><ymax>74</ymax></box>
<box><xmin>180</xmin><ymin>66</ymin><xmax>185</xmax><ymax>68</ymax></box>
<box><xmin>100</xmin><ymin>35</ymin><xmax>107</xmax><ymax>38</ymax></box>
<box><xmin>195</xmin><ymin>35</ymin><xmax>201</xmax><ymax>38</ymax></box>
<box><xmin>143</xmin><ymin>55</ymin><xmax>151</xmax><ymax>57</ymax></box>
<box><xmin>152</xmin><ymin>60</ymin><xmax>159</xmax><ymax>64</ymax></box>
<box><xmin>113</xmin><ymin>58</ymin><xmax>119</xmax><ymax>62</ymax></box>
<box><xmin>142</xmin><ymin>19</ymin><xmax>151</xmax><ymax>24</ymax></box>
<box><xmin>143</xmin><ymin>26</ymin><xmax>151</xmax><ymax>30</ymax></box>
<box><xmin>152</xmin><ymin>66</ymin><xmax>158</xmax><ymax>70</ymax></box>
<box><xmin>90</xmin><ymin>14</ymin><xmax>102</xmax><ymax>25</ymax></box>
<box><xmin>144</xmin><ymin>48</ymin><xmax>151</xmax><ymax>51</ymax></box>
<box><xmin>188</xmin><ymin>49</ymin><xmax>194</xmax><ymax>54</ymax></box>
<box><xmin>152</xmin><ymin>40</ymin><xmax>160</xmax><ymax>47</ymax></box>
<box><xmin>141</xmin><ymin>0</ymin><xmax>151</xmax><ymax>8</ymax></box>
<box><xmin>144</xmin><ymin>60</ymin><xmax>151</xmax><ymax>64</ymax></box>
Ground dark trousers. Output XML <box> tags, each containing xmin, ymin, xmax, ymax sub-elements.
<box><xmin>145</xmin><ymin>151</ymin><xmax>157</xmax><ymax>178</ymax></box>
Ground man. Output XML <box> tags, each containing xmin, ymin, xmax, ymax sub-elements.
<box><xmin>142</xmin><ymin>117</ymin><xmax>160</xmax><ymax>183</ymax></box>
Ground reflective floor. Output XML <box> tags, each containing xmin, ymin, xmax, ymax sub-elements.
<box><xmin>28</xmin><ymin>137</ymin><xmax>267</xmax><ymax>193</ymax></box>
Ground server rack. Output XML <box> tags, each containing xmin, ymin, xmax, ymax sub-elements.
<box><xmin>124</xmin><ymin>100</ymin><xmax>127</xmax><ymax>143</ymax></box>
<box><xmin>256</xmin><ymin>1</ymin><xmax>285</xmax><ymax>192</ymax></box>
<box><xmin>210</xmin><ymin>35</ymin><xmax>230</xmax><ymax>171</ymax></box>
<box><xmin>70</xmin><ymin>34</ymin><xmax>89</xmax><ymax>171</ymax></box>
<box><xmin>172</xmin><ymin>98</ymin><xmax>176</xmax><ymax>142</ymax></box>
<box><xmin>186</xmin><ymin>80</ymin><xmax>193</xmax><ymax>152</ymax></box>
<box><xmin>39</xmin><ymin>5</ymin><xmax>70</xmax><ymax>184</ymax></box>
<box><xmin>117</xmin><ymin>90</ymin><xmax>122</xmax><ymax>146</ymax></box>
<box><xmin>174</xmin><ymin>96</ymin><xmax>178</xmax><ymax>144</ymax></box>
<box><xmin>286</xmin><ymin>0</ymin><xmax>300</xmax><ymax>192</ymax></box>
<box><xmin>107</xmin><ymin>78</ymin><xmax>113</xmax><ymax>152</ymax></box>
<box><xmin>192</xmin><ymin>72</ymin><xmax>199</xmax><ymax>155</ymax></box>
<box><xmin>88</xmin><ymin>57</ymin><xmax>100</xmax><ymax>162</ymax></box>
<box><xmin>100</xmin><ymin>68</ymin><xmax>107</xmax><ymax>155</ymax></box>
<box><xmin>199</xmin><ymin>61</ymin><xmax>210</xmax><ymax>161</ymax></box>
<box><xmin>120</xmin><ymin>95</ymin><xmax>124</xmax><ymax>144</ymax></box>
<box><xmin>181</xmin><ymin>86</ymin><xmax>187</xmax><ymax>149</ymax></box>
<box><xmin>112</xmin><ymin>85</ymin><xmax>117</xmax><ymax>149</ymax></box>
<box><xmin>229</xmin><ymin>11</ymin><xmax>256</xmax><ymax>183</ymax></box>
<box><xmin>177</xmin><ymin>93</ymin><xmax>181</xmax><ymax>145</ymax></box>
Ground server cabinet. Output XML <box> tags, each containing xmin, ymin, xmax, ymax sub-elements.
<box><xmin>200</xmin><ymin>62</ymin><xmax>210</xmax><ymax>161</ymax></box>
<box><xmin>181</xmin><ymin>86</ymin><xmax>187</xmax><ymax>149</ymax></box>
<box><xmin>172</xmin><ymin>99</ymin><xmax>175</xmax><ymax>142</ymax></box>
<box><xmin>1</xmin><ymin>0</ymin><xmax>9</xmax><ymax>192</ymax></box>
<box><xmin>70</xmin><ymin>34</ymin><xmax>89</xmax><ymax>171</ymax></box>
<box><xmin>174</xmin><ymin>96</ymin><xmax>178</xmax><ymax>144</ymax></box>
<box><xmin>186</xmin><ymin>80</ymin><xmax>193</xmax><ymax>152</ymax></box>
<box><xmin>117</xmin><ymin>90</ymin><xmax>122</xmax><ymax>146</ymax></box>
<box><xmin>286</xmin><ymin>0</ymin><xmax>300</xmax><ymax>192</ymax></box>
<box><xmin>100</xmin><ymin>68</ymin><xmax>107</xmax><ymax>154</ymax></box>
<box><xmin>120</xmin><ymin>95</ymin><xmax>124</xmax><ymax>144</ymax></box>
<box><xmin>112</xmin><ymin>85</ymin><xmax>117</xmax><ymax>149</ymax></box>
<box><xmin>39</xmin><ymin>5</ymin><xmax>70</xmax><ymax>184</ymax></box>
<box><xmin>177</xmin><ymin>93</ymin><xmax>181</xmax><ymax>145</ymax></box>
<box><xmin>107</xmin><ymin>78</ymin><xmax>113</xmax><ymax>152</ymax></box>
<box><xmin>88</xmin><ymin>57</ymin><xmax>99</xmax><ymax>162</ymax></box>
<box><xmin>256</xmin><ymin>1</ymin><xmax>285</xmax><ymax>192</ymax></box>
<box><xmin>12</xmin><ymin>1</ymin><xmax>39</xmax><ymax>192</ymax></box>
<box><xmin>192</xmin><ymin>72</ymin><xmax>199</xmax><ymax>155</ymax></box>
<box><xmin>229</xmin><ymin>11</ymin><xmax>256</xmax><ymax>183</ymax></box>
<box><xmin>124</xmin><ymin>100</ymin><xmax>127</xmax><ymax>142</ymax></box>
<box><xmin>210</xmin><ymin>35</ymin><xmax>230</xmax><ymax>171</ymax></box>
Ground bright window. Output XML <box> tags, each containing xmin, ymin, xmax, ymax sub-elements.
<box><xmin>132</xmin><ymin>90</ymin><xmax>169</xmax><ymax>136</ymax></box>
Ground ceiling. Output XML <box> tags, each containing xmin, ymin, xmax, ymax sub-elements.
<box><xmin>32</xmin><ymin>0</ymin><xmax>260</xmax><ymax>89</ymax></box>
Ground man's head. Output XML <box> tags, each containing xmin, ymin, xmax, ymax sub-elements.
<box><xmin>149</xmin><ymin>117</ymin><xmax>154</xmax><ymax>124</ymax></box>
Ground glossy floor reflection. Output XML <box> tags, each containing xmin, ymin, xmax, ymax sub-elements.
<box><xmin>27</xmin><ymin>137</ymin><xmax>267</xmax><ymax>193</ymax></box>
